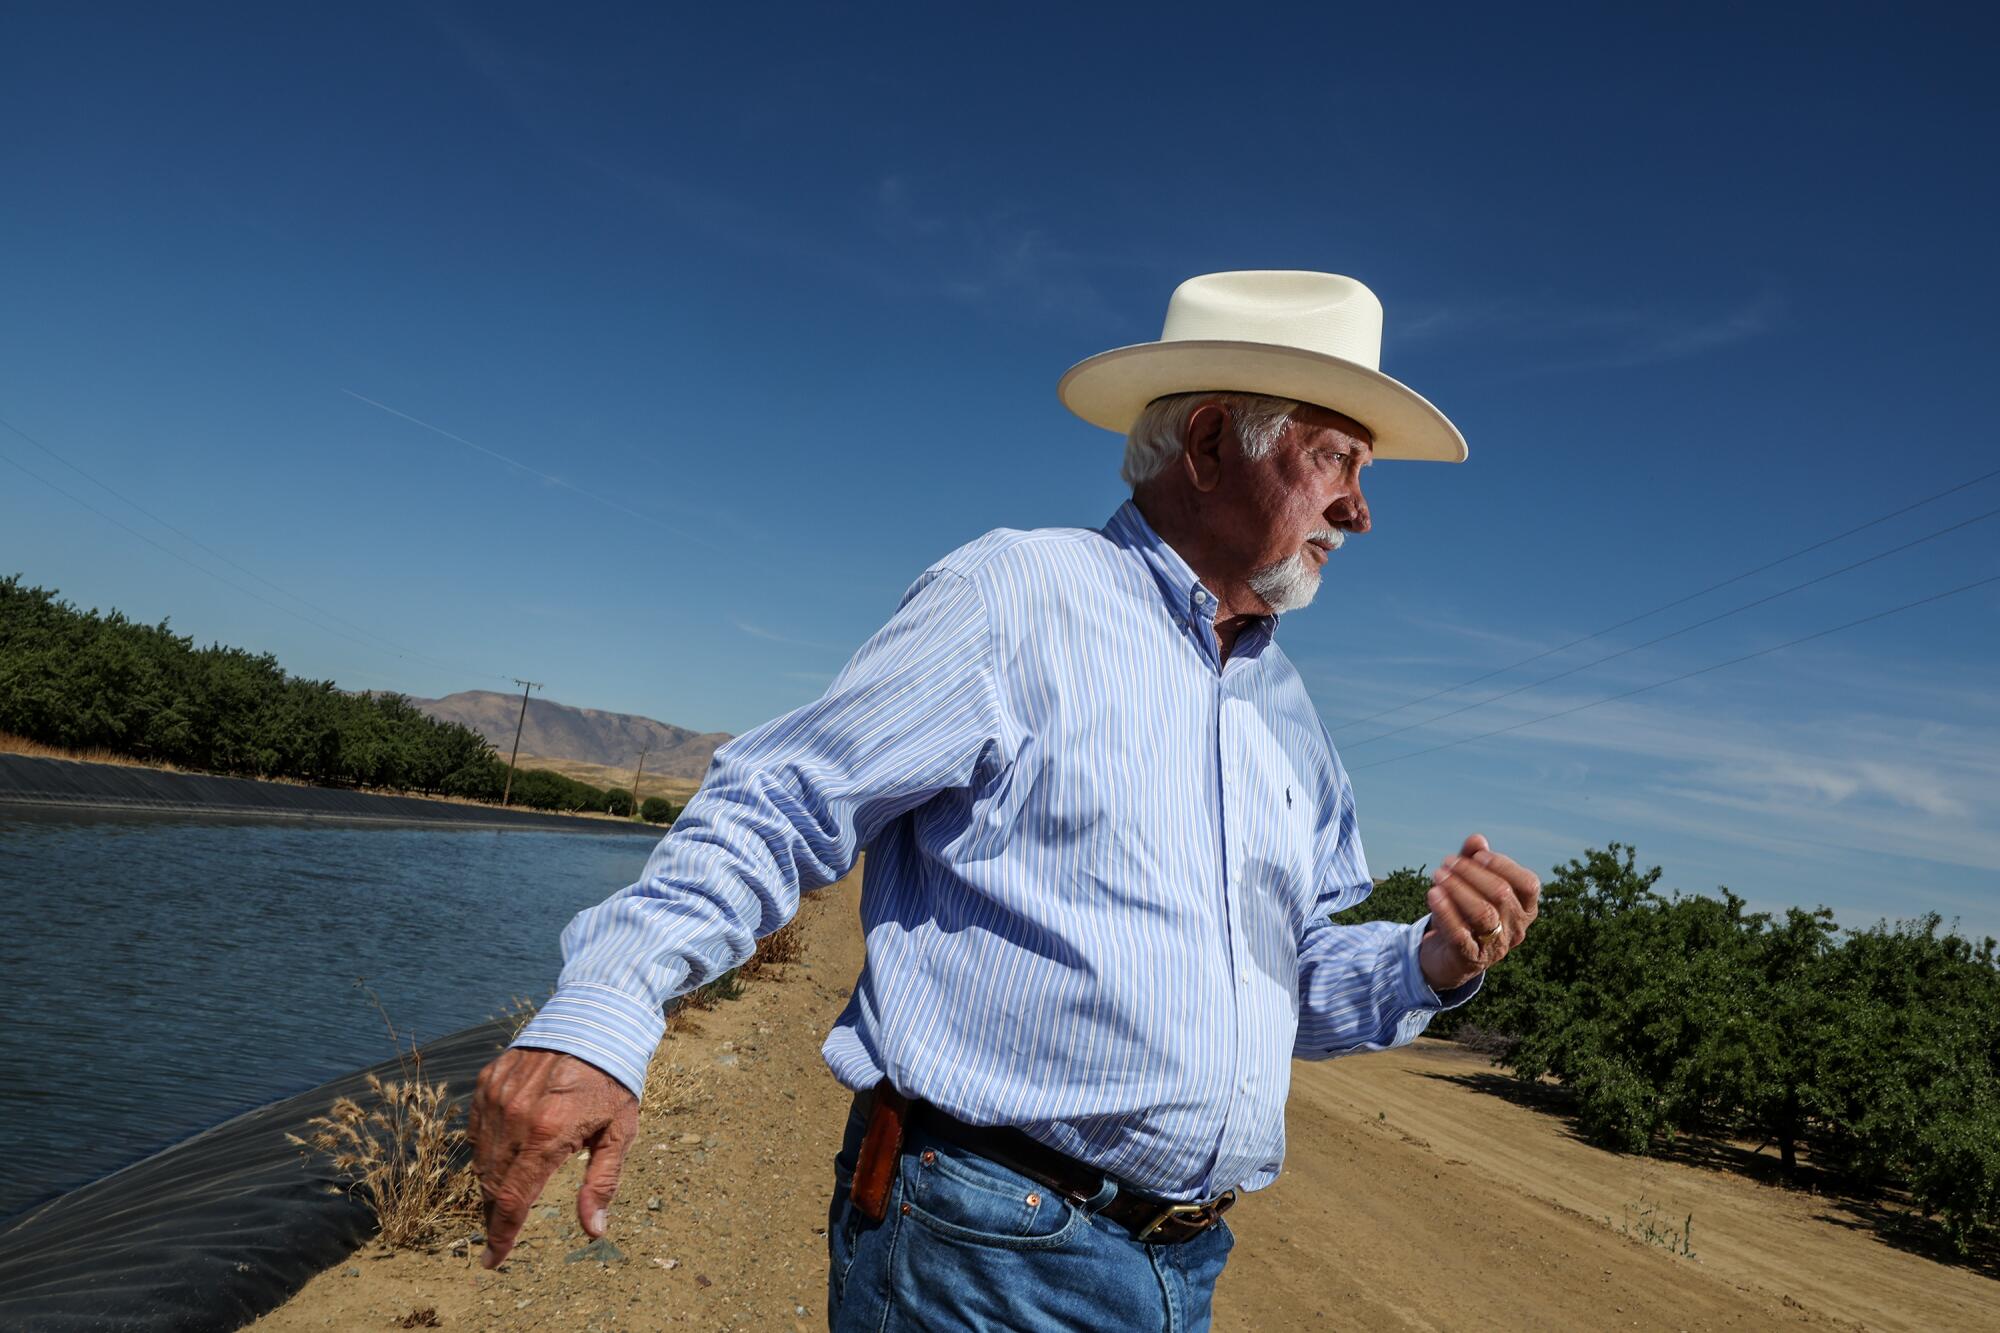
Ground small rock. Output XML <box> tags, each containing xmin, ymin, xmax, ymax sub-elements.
<box><xmin>651</xmin><ymin>1256</ymin><xmax>680</xmax><ymax>1270</ymax></box>
<box><xmin>717</xmin><ymin>1041</ymin><xmax>735</xmax><ymax>1052</ymax></box>
<box><xmin>534</xmin><ymin>1204</ymin><xmax>560</xmax><ymax>1222</ymax></box>
<box><xmin>676</xmin><ymin>1132</ymin><xmax>702</xmax><ymax>1146</ymax></box>
<box><xmin>566</xmin><ymin>1237</ymin><xmax>627</xmax><ymax>1265</ymax></box>
<box><xmin>694</xmin><ymin>1273</ymin><xmax>712</xmax><ymax>1289</ymax></box>
<box><xmin>343</xmin><ymin>1267</ymin><xmax>360</xmax><ymax>1277</ymax></box>
<box><xmin>646</xmin><ymin>1196</ymin><xmax>662</xmax><ymax>1211</ymax></box>
<box><xmin>714</xmin><ymin>1053</ymin><xmax>739</xmax><ymax>1068</ymax></box>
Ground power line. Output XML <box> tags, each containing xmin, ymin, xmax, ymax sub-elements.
<box><xmin>1333</xmin><ymin>460</ymin><xmax>2000</xmax><ymax>733</ymax></box>
<box><xmin>0</xmin><ymin>415</ymin><xmax>516</xmax><ymax>687</ymax></box>
<box><xmin>341</xmin><ymin>389</ymin><xmax>726</xmax><ymax>555</ymax></box>
<box><xmin>1349</xmin><ymin>571</ymin><xmax>2000</xmax><ymax>772</ymax></box>
<box><xmin>1343</xmin><ymin>502</ymin><xmax>2000</xmax><ymax>750</ymax></box>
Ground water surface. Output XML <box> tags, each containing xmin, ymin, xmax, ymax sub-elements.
<box><xmin>0</xmin><ymin>807</ymin><xmax>662</xmax><ymax>1219</ymax></box>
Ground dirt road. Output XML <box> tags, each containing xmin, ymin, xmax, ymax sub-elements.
<box><xmin>260</xmin><ymin>874</ymin><xmax>1995</xmax><ymax>1330</ymax></box>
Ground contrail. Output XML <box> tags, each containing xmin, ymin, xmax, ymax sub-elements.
<box><xmin>342</xmin><ymin>388</ymin><xmax>725</xmax><ymax>553</ymax></box>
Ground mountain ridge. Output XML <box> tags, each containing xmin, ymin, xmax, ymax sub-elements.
<box><xmin>409</xmin><ymin>690</ymin><xmax>730</xmax><ymax>780</ymax></box>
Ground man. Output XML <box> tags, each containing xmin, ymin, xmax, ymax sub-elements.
<box><xmin>470</xmin><ymin>271</ymin><xmax>1541</xmax><ymax>1330</ymax></box>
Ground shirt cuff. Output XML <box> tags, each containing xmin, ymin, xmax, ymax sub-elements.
<box><xmin>1399</xmin><ymin>915</ymin><xmax>1484</xmax><ymax>1012</ymax></box>
<box><xmin>511</xmin><ymin>982</ymin><xmax>666</xmax><ymax>1100</ymax></box>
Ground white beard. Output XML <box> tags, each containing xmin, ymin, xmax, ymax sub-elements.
<box><xmin>1245</xmin><ymin>530</ymin><xmax>1343</xmax><ymax>614</ymax></box>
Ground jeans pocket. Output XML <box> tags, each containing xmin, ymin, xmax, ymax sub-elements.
<box><xmin>901</xmin><ymin>1142</ymin><xmax>1087</xmax><ymax>1250</ymax></box>
<box><xmin>827</xmin><ymin>1105</ymin><xmax>869</xmax><ymax>1305</ymax></box>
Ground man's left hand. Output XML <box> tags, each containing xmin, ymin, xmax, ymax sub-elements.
<box><xmin>1419</xmin><ymin>833</ymin><xmax>1540</xmax><ymax>992</ymax></box>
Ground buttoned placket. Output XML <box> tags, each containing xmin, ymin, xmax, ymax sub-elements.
<box><xmin>1187</xmin><ymin>582</ymin><xmax>1262</xmax><ymax>1198</ymax></box>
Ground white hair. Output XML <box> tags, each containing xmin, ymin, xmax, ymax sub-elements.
<box><xmin>1120</xmin><ymin>391</ymin><xmax>1300</xmax><ymax>490</ymax></box>
<box><xmin>1246</xmin><ymin>527</ymin><xmax>1344</xmax><ymax>614</ymax></box>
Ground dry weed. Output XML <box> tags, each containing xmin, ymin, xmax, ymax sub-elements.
<box><xmin>679</xmin><ymin>968</ymin><xmax>745</xmax><ymax>1011</ymax></box>
<box><xmin>737</xmin><ymin>915</ymin><xmax>808</xmax><ymax>981</ymax></box>
<box><xmin>287</xmin><ymin>1071</ymin><xmax>480</xmax><ymax>1248</ymax></box>
<box><xmin>286</xmin><ymin>986</ymin><xmax>479</xmax><ymax>1249</ymax></box>
<box><xmin>642</xmin><ymin>1043</ymin><xmax>713</xmax><ymax>1115</ymax></box>
<box><xmin>0</xmin><ymin>730</ymin><xmax>185</xmax><ymax>770</ymax></box>
<box><xmin>491</xmin><ymin>994</ymin><xmax>541</xmax><ymax>1044</ymax></box>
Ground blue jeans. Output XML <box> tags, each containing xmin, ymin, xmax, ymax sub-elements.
<box><xmin>826</xmin><ymin>1099</ymin><xmax>1234</xmax><ymax>1331</ymax></box>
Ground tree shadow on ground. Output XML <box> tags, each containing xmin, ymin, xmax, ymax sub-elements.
<box><xmin>1417</xmin><ymin>1061</ymin><xmax>2000</xmax><ymax>1282</ymax></box>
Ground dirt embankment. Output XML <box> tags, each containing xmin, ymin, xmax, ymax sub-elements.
<box><xmin>260</xmin><ymin>877</ymin><xmax>1996</xmax><ymax>1331</ymax></box>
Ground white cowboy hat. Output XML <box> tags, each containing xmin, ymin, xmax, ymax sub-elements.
<box><xmin>1058</xmin><ymin>270</ymin><xmax>1467</xmax><ymax>462</ymax></box>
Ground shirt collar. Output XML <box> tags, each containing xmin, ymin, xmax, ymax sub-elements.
<box><xmin>1108</xmin><ymin>499</ymin><xmax>1268</xmax><ymax>635</ymax></box>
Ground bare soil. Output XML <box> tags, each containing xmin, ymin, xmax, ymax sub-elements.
<box><xmin>509</xmin><ymin>754</ymin><xmax>701</xmax><ymax>807</ymax></box>
<box><xmin>257</xmin><ymin>875</ymin><xmax>1997</xmax><ymax>1331</ymax></box>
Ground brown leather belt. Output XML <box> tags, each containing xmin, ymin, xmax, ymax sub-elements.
<box><xmin>849</xmin><ymin>1086</ymin><xmax>1235</xmax><ymax>1246</ymax></box>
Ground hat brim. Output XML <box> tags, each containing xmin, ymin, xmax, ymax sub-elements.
<box><xmin>1058</xmin><ymin>340</ymin><xmax>1467</xmax><ymax>462</ymax></box>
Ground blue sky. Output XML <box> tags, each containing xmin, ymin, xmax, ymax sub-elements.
<box><xmin>4</xmin><ymin>4</ymin><xmax>1997</xmax><ymax>938</ymax></box>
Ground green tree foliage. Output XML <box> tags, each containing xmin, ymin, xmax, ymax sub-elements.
<box><xmin>603</xmin><ymin>787</ymin><xmax>634</xmax><ymax>817</ymax></box>
<box><xmin>0</xmin><ymin>575</ymin><xmax>503</xmax><ymax>794</ymax></box>
<box><xmin>640</xmin><ymin>795</ymin><xmax>676</xmax><ymax>824</ymax></box>
<box><xmin>1342</xmin><ymin>843</ymin><xmax>2000</xmax><ymax>1251</ymax></box>
<box><xmin>501</xmin><ymin>765</ymin><xmax>606</xmax><ymax>813</ymax></box>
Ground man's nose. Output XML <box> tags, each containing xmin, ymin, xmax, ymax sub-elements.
<box><xmin>1328</xmin><ymin>489</ymin><xmax>1370</xmax><ymax>534</ymax></box>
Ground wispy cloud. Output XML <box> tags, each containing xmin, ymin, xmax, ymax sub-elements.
<box><xmin>435</xmin><ymin>19</ymin><xmax>1122</xmax><ymax>330</ymax></box>
<box><xmin>342</xmin><ymin>390</ymin><xmax>724</xmax><ymax>553</ymax></box>
<box><xmin>873</xmin><ymin>173</ymin><xmax>1122</xmax><ymax>325</ymax></box>
<box><xmin>732</xmin><ymin>620</ymin><xmax>848</xmax><ymax>654</ymax></box>
<box><xmin>1394</xmin><ymin>290</ymin><xmax>1783</xmax><ymax>374</ymax></box>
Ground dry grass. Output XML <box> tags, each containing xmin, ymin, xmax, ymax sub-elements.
<box><xmin>512</xmin><ymin>753</ymin><xmax>705</xmax><ymax>806</ymax></box>
<box><xmin>737</xmin><ymin>915</ymin><xmax>808</xmax><ymax>981</ymax></box>
<box><xmin>492</xmin><ymin>995</ymin><xmax>542</xmax><ymax>1044</ymax></box>
<box><xmin>287</xmin><ymin>990</ymin><xmax>480</xmax><ymax>1250</ymax></box>
<box><xmin>642</xmin><ymin>1041</ymin><xmax>713</xmax><ymax>1114</ymax></box>
<box><xmin>287</xmin><ymin>1070</ymin><xmax>481</xmax><ymax>1249</ymax></box>
<box><xmin>0</xmin><ymin>730</ymin><xmax>188</xmax><ymax>770</ymax></box>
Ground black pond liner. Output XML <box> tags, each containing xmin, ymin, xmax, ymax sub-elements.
<box><xmin>0</xmin><ymin>1018</ymin><xmax>513</xmax><ymax>1332</ymax></box>
<box><xmin>0</xmin><ymin>753</ymin><xmax>655</xmax><ymax>834</ymax></box>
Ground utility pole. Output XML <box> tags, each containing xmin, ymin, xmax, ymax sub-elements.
<box><xmin>501</xmin><ymin>678</ymin><xmax>542</xmax><ymax>807</ymax></box>
<box><xmin>628</xmin><ymin>742</ymin><xmax>650</xmax><ymax>820</ymax></box>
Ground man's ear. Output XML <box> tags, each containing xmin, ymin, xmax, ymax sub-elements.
<box><xmin>1181</xmin><ymin>402</ymin><xmax>1229</xmax><ymax>493</ymax></box>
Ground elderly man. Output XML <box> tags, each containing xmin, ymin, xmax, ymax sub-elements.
<box><xmin>471</xmin><ymin>271</ymin><xmax>1541</xmax><ymax>1330</ymax></box>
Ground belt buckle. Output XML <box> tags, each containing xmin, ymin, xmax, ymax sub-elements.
<box><xmin>1134</xmin><ymin>1188</ymin><xmax>1236</xmax><ymax>1242</ymax></box>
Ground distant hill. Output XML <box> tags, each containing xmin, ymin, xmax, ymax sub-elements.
<box><xmin>409</xmin><ymin>691</ymin><xmax>731</xmax><ymax>780</ymax></box>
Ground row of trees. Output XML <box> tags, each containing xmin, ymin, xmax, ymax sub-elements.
<box><xmin>1339</xmin><ymin>844</ymin><xmax>2000</xmax><ymax>1251</ymax></box>
<box><xmin>0</xmin><ymin>575</ymin><xmax>682</xmax><ymax>821</ymax></box>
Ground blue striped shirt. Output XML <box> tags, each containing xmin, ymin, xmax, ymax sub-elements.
<box><xmin>515</xmin><ymin>500</ymin><xmax>1475</xmax><ymax>1200</ymax></box>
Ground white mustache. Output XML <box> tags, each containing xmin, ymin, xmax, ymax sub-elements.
<box><xmin>1308</xmin><ymin>529</ymin><xmax>1345</xmax><ymax>552</ymax></box>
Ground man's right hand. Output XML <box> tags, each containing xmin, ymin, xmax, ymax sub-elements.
<box><xmin>467</xmin><ymin>1047</ymin><xmax>640</xmax><ymax>1269</ymax></box>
